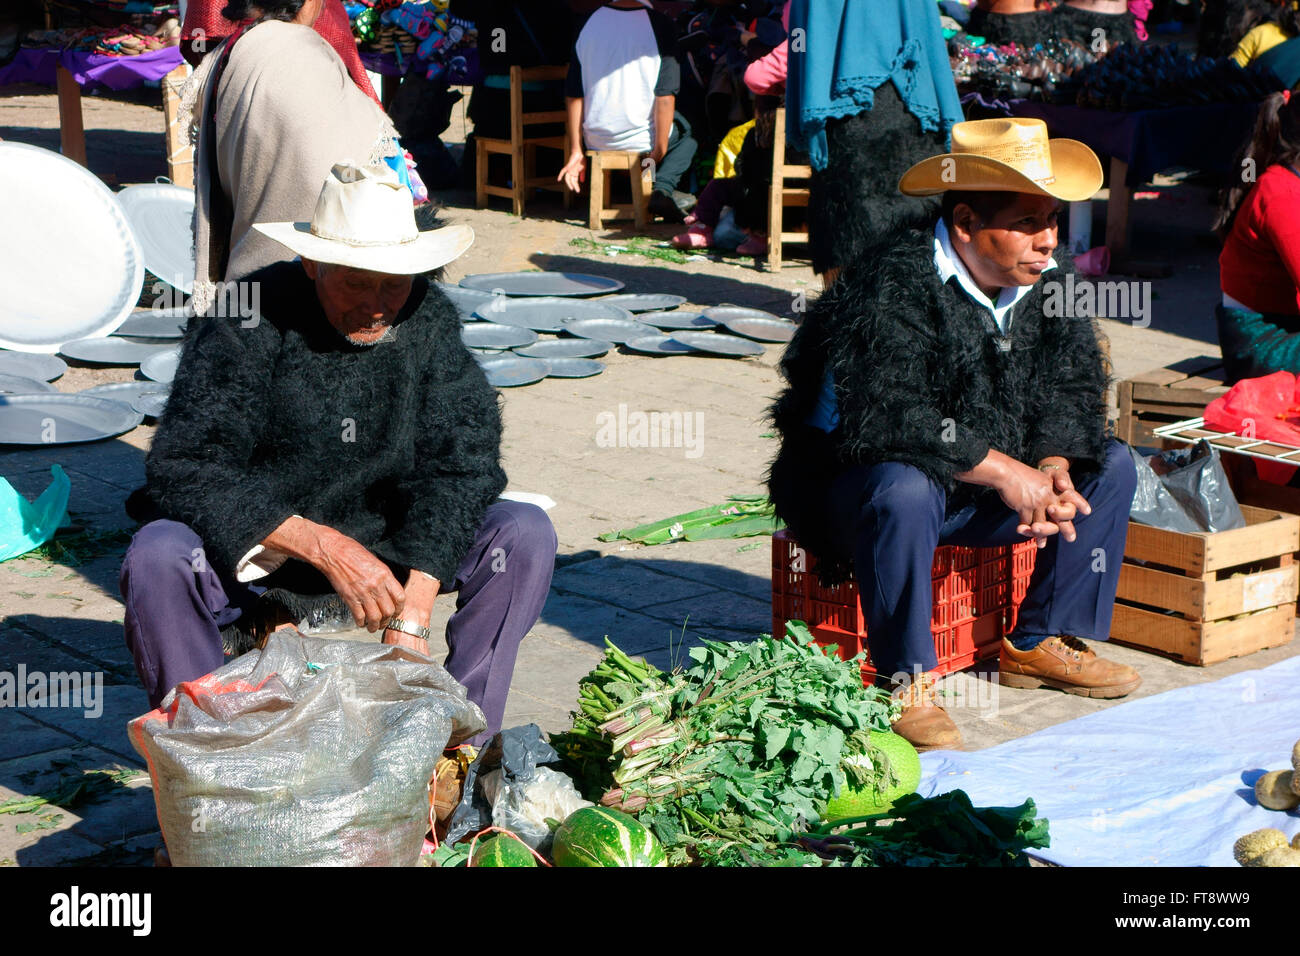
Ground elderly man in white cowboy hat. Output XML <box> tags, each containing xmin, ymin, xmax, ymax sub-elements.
<box><xmin>768</xmin><ymin>117</ymin><xmax>1141</xmax><ymax>751</ymax></box>
<box><xmin>120</xmin><ymin>162</ymin><xmax>557</xmax><ymax>745</ymax></box>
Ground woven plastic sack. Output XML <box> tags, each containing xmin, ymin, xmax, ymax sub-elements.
<box><xmin>128</xmin><ymin>629</ymin><xmax>485</xmax><ymax>867</ymax></box>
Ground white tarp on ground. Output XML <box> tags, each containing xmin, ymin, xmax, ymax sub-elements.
<box><xmin>917</xmin><ymin>655</ymin><xmax>1300</xmax><ymax>866</ymax></box>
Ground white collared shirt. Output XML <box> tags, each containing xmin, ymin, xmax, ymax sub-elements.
<box><xmin>933</xmin><ymin>218</ymin><xmax>1057</xmax><ymax>335</ymax></box>
<box><xmin>805</xmin><ymin>220</ymin><xmax>1058</xmax><ymax>433</ymax></box>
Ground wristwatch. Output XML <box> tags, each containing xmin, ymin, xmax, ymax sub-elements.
<box><xmin>384</xmin><ymin>617</ymin><xmax>433</xmax><ymax>642</ymax></box>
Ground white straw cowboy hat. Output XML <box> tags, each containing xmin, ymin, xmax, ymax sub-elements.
<box><xmin>898</xmin><ymin>117</ymin><xmax>1103</xmax><ymax>202</ymax></box>
<box><xmin>253</xmin><ymin>162</ymin><xmax>473</xmax><ymax>274</ymax></box>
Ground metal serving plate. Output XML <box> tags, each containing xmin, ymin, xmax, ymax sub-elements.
<box><xmin>436</xmin><ymin>281</ymin><xmax>495</xmax><ymax>320</ymax></box>
<box><xmin>623</xmin><ymin>334</ymin><xmax>698</xmax><ymax>356</ymax></box>
<box><xmin>544</xmin><ymin>357</ymin><xmax>605</xmax><ymax>379</ymax></box>
<box><xmin>561</xmin><ymin>317</ymin><xmax>655</xmax><ymax>343</ymax></box>
<box><xmin>513</xmin><ymin>338</ymin><xmax>613</xmax><ymax>359</ymax></box>
<box><xmin>596</xmin><ymin>293</ymin><xmax>686</xmax><ymax>313</ymax></box>
<box><xmin>60</xmin><ymin>336</ymin><xmax>179</xmax><ymax>366</ymax></box>
<box><xmin>0</xmin><ymin>394</ymin><xmax>143</xmax><ymax>444</ymax></box>
<box><xmin>719</xmin><ymin>315</ymin><xmax>797</xmax><ymax>343</ymax></box>
<box><xmin>471</xmin><ymin>297</ymin><xmax>633</xmax><ymax>332</ymax></box>
<box><xmin>0</xmin><ymin>143</ymin><xmax>144</xmax><ymax>352</ymax></box>
<box><xmin>461</xmin><ymin>323</ymin><xmax>539</xmax><ymax>350</ymax></box>
<box><xmin>477</xmin><ymin>355</ymin><xmax>551</xmax><ymax>388</ymax></box>
<box><xmin>115</xmin><ymin>307</ymin><xmax>189</xmax><ymax>339</ymax></box>
<box><xmin>117</xmin><ymin>182</ymin><xmax>196</xmax><ymax>294</ymax></box>
<box><xmin>636</xmin><ymin>310</ymin><xmax>717</xmax><ymax>331</ymax></box>
<box><xmin>702</xmin><ymin>305</ymin><xmax>788</xmax><ymax>324</ymax></box>
<box><xmin>668</xmin><ymin>330</ymin><xmax>766</xmax><ymax>357</ymax></box>
<box><xmin>0</xmin><ymin>350</ymin><xmax>66</xmax><ymax>382</ymax></box>
<box><xmin>133</xmin><ymin>390</ymin><xmax>170</xmax><ymax>418</ymax></box>
<box><xmin>0</xmin><ymin>373</ymin><xmax>56</xmax><ymax>395</ymax></box>
<box><xmin>459</xmin><ymin>271</ymin><xmax>624</xmax><ymax>297</ymax></box>
<box><xmin>139</xmin><ymin>346</ymin><xmax>183</xmax><ymax>384</ymax></box>
<box><xmin>81</xmin><ymin>381</ymin><xmax>169</xmax><ymax>408</ymax></box>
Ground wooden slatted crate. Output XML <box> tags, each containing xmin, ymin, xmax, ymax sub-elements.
<box><xmin>1116</xmin><ymin>355</ymin><xmax>1228</xmax><ymax>448</ymax></box>
<box><xmin>1112</xmin><ymin>505</ymin><xmax>1299</xmax><ymax>665</ymax></box>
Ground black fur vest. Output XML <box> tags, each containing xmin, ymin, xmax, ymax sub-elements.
<box><xmin>766</xmin><ymin>217</ymin><xmax>1110</xmax><ymax>572</ymax></box>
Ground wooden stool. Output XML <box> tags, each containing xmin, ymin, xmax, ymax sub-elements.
<box><xmin>475</xmin><ymin>64</ymin><xmax>572</xmax><ymax>217</ymax></box>
<box><xmin>766</xmin><ymin>107</ymin><xmax>812</xmax><ymax>271</ymax></box>
<box><xmin>586</xmin><ymin>150</ymin><xmax>652</xmax><ymax>231</ymax></box>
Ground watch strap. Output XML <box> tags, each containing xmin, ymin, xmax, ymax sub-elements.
<box><xmin>385</xmin><ymin>617</ymin><xmax>433</xmax><ymax>642</ymax></box>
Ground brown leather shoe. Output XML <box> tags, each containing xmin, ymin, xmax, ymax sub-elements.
<box><xmin>889</xmin><ymin>673</ymin><xmax>962</xmax><ymax>752</ymax></box>
<box><xmin>999</xmin><ymin>636</ymin><xmax>1141</xmax><ymax>698</ymax></box>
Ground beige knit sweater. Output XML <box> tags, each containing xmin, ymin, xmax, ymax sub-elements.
<box><xmin>190</xmin><ymin>20</ymin><xmax>397</xmax><ymax>310</ymax></box>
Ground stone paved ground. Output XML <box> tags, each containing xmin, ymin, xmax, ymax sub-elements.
<box><xmin>1</xmin><ymin>87</ymin><xmax>1294</xmax><ymax>866</ymax></box>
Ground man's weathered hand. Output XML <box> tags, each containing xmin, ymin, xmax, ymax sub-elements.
<box><xmin>997</xmin><ymin>458</ymin><xmax>1064</xmax><ymax>545</ymax></box>
<box><xmin>314</xmin><ymin>529</ymin><xmax>405</xmax><ymax>631</ymax></box>
<box><xmin>1042</xmin><ymin>462</ymin><xmax>1091</xmax><ymax>544</ymax></box>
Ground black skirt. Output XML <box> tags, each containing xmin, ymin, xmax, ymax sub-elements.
<box><xmin>1050</xmin><ymin>5</ymin><xmax>1139</xmax><ymax>49</ymax></box>
<box><xmin>806</xmin><ymin>82</ymin><xmax>945</xmax><ymax>275</ymax></box>
<box><xmin>965</xmin><ymin>8</ymin><xmax>1056</xmax><ymax>47</ymax></box>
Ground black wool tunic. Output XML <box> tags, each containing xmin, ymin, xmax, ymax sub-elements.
<box><xmin>767</xmin><ymin>217</ymin><xmax>1110</xmax><ymax>574</ymax></box>
<box><xmin>140</xmin><ymin>261</ymin><xmax>508</xmax><ymax>584</ymax></box>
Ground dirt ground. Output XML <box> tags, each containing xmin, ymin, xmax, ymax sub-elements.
<box><xmin>0</xmin><ymin>84</ymin><xmax>1288</xmax><ymax>866</ymax></box>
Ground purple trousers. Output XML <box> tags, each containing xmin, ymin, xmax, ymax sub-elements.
<box><xmin>120</xmin><ymin>501</ymin><xmax>557</xmax><ymax>744</ymax></box>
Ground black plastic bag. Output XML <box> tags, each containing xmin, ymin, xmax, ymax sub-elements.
<box><xmin>1127</xmin><ymin>440</ymin><xmax>1246</xmax><ymax>533</ymax></box>
<box><xmin>444</xmin><ymin>724</ymin><xmax>559</xmax><ymax>846</ymax></box>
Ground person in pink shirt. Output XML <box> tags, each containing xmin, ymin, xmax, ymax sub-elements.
<box><xmin>744</xmin><ymin>6</ymin><xmax>788</xmax><ymax>97</ymax></box>
<box><xmin>672</xmin><ymin>2</ymin><xmax>789</xmax><ymax>257</ymax></box>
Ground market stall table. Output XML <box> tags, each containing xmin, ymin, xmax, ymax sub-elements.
<box><xmin>1009</xmin><ymin>100</ymin><xmax>1259</xmax><ymax>270</ymax></box>
<box><xmin>0</xmin><ymin>44</ymin><xmax>190</xmax><ymax>184</ymax></box>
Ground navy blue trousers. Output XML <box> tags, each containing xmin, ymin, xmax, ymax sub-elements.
<box><xmin>120</xmin><ymin>501</ymin><xmax>557</xmax><ymax>745</ymax></box>
<box><xmin>826</xmin><ymin>439</ymin><xmax>1138</xmax><ymax>680</ymax></box>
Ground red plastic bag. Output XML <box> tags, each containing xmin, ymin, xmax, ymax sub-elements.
<box><xmin>1203</xmin><ymin>371</ymin><xmax>1300</xmax><ymax>484</ymax></box>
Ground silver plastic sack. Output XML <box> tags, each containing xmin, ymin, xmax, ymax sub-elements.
<box><xmin>128</xmin><ymin>629</ymin><xmax>485</xmax><ymax>866</ymax></box>
<box><xmin>1127</xmin><ymin>440</ymin><xmax>1246</xmax><ymax>534</ymax></box>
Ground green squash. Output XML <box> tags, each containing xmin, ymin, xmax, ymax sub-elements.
<box><xmin>823</xmin><ymin>731</ymin><xmax>922</xmax><ymax>821</ymax></box>
<box><xmin>551</xmin><ymin>806</ymin><xmax>667</xmax><ymax>867</ymax></box>
<box><xmin>470</xmin><ymin>834</ymin><xmax>537</xmax><ymax>867</ymax></box>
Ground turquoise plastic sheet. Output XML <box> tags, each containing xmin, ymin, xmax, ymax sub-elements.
<box><xmin>0</xmin><ymin>464</ymin><xmax>70</xmax><ymax>561</ymax></box>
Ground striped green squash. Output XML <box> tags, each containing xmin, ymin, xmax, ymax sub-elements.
<box><xmin>551</xmin><ymin>807</ymin><xmax>667</xmax><ymax>867</ymax></box>
<box><xmin>470</xmin><ymin>834</ymin><xmax>537</xmax><ymax>867</ymax></box>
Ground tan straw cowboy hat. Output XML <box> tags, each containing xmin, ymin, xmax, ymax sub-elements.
<box><xmin>898</xmin><ymin>117</ymin><xmax>1103</xmax><ymax>202</ymax></box>
<box><xmin>254</xmin><ymin>162</ymin><xmax>473</xmax><ymax>274</ymax></box>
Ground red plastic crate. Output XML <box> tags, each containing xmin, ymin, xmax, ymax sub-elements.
<box><xmin>771</xmin><ymin>530</ymin><xmax>1037</xmax><ymax>682</ymax></box>
<box><xmin>1005</xmin><ymin>543</ymin><xmax>1038</xmax><ymax>633</ymax></box>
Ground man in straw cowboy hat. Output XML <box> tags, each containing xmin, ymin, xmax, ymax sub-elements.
<box><xmin>768</xmin><ymin>117</ymin><xmax>1141</xmax><ymax>751</ymax></box>
<box><xmin>121</xmin><ymin>163</ymin><xmax>557</xmax><ymax>744</ymax></box>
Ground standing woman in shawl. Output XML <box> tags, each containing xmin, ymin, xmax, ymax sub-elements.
<box><xmin>786</xmin><ymin>0</ymin><xmax>964</xmax><ymax>284</ymax></box>
<box><xmin>183</xmin><ymin>0</ymin><xmax>402</xmax><ymax>312</ymax></box>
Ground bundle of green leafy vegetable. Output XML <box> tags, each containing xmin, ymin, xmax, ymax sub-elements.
<box><xmin>596</xmin><ymin>494</ymin><xmax>783</xmax><ymax>546</ymax></box>
<box><xmin>552</xmin><ymin>624</ymin><xmax>1049</xmax><ymax>867</ymax></box>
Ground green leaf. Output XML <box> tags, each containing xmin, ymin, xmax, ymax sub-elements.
<box><xmin>762</xmin><ymin>724</ymin><xmax>790</xmax><ymax>761</ymax></box>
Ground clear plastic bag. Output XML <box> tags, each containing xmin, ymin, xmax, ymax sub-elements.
<box><xmin>129</xmin><ymin>629</ymin><xmax>485</xmax><ymax>866</ymax></box>
<box><xmin>480</xmin><ymin>766</ymin><xmax>592</xmax><ymax>852</ymax></box>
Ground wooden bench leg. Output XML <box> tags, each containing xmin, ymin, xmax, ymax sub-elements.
<box><xmin>768</xmin><ymin>181</ymin><xmax>783</xmax><ymax>272</ymax></box>
<box><xmin>631</xmin><ymin>155</ymin><xmax>651</xmax><ymax>230</ymax></box>
<box><xmin>588</xmin><ymin>152</ymin><xmax>603</xmax><ymax>231</ymax></box>
<box><xmin>475</xmin><ymin>138</ymin><xmax>489</xmax><ymax>209</ymax></box>
<box><xmin>1105</xmin><ymin>155</ymin><xmax>1131</xmax><ymax>262</ymax></box>
<box><xmin>511</xmin><ymin>142</ymin><xmax>526</xmax><ymax>218</ymax></box>
<box><xmin>56</xmin><ymin>66</ymin><xmax>87</xmax><ymax>168</ymax></box>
